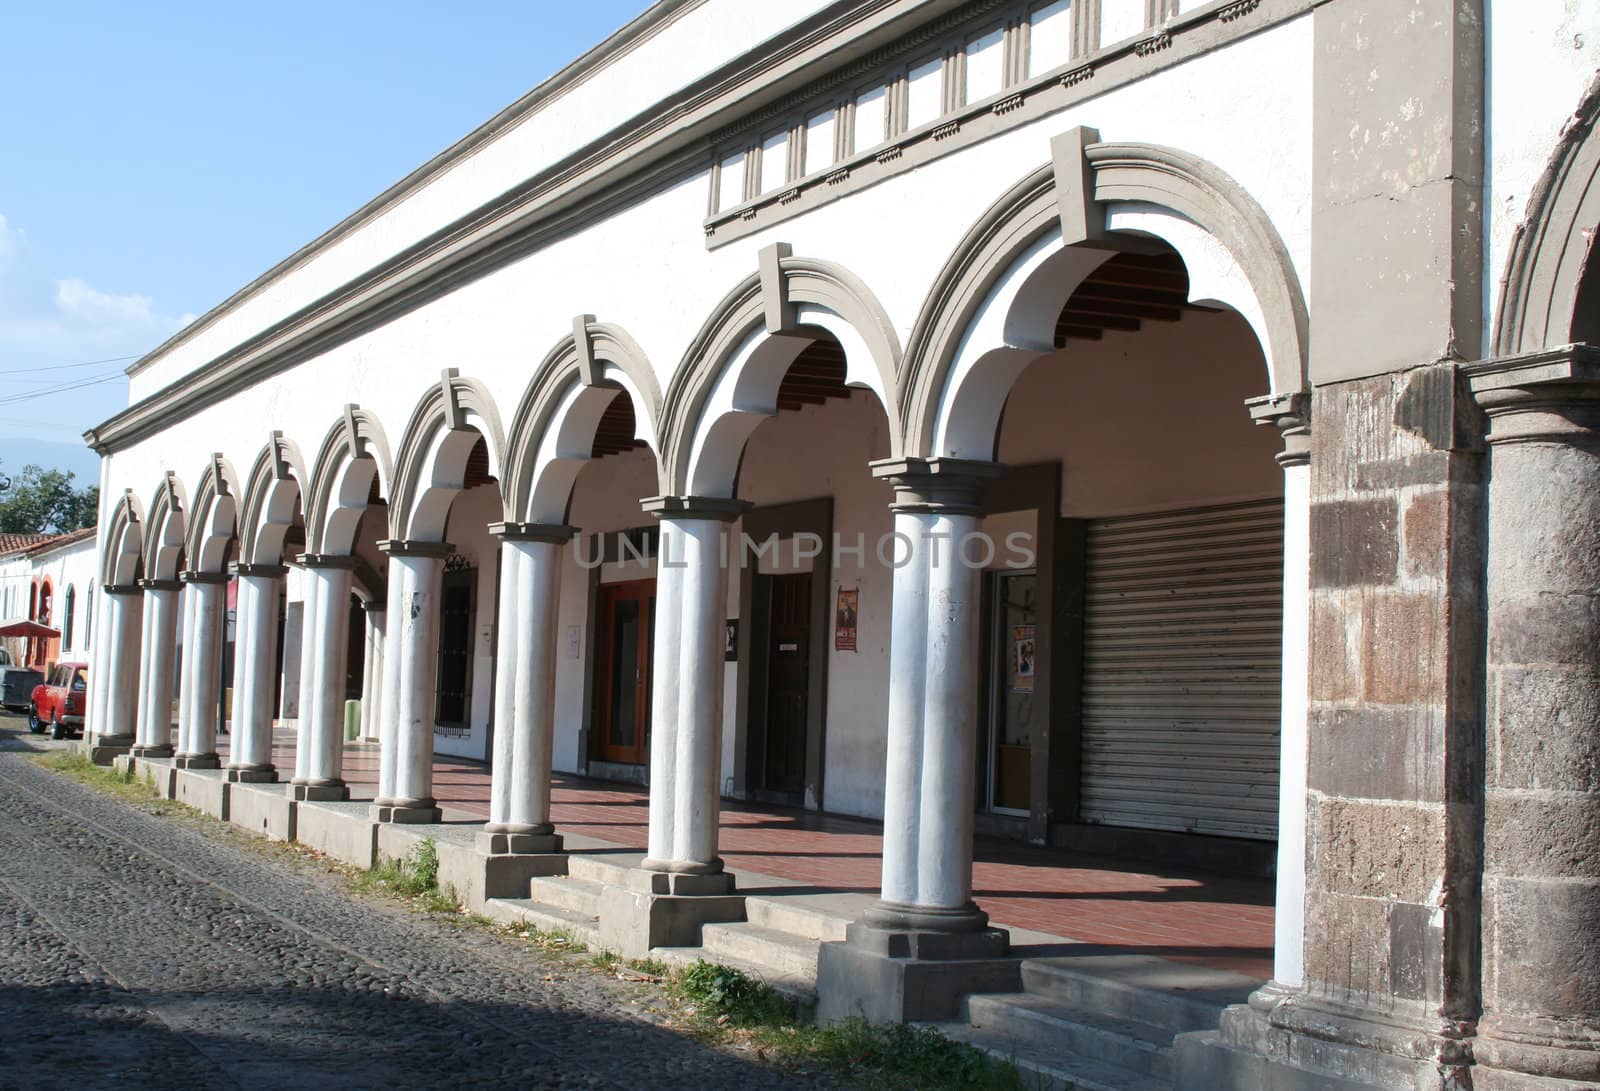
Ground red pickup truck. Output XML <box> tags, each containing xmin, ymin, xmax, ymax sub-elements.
<box><xmin>29</xmin><ymin>661</ymin><xmax>87</xmax><ymax>739</ymax></box>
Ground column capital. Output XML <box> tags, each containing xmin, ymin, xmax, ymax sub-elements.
<box><xmin>1465</xmin><ymin>343</ymin><xmax>1600</xmax><ymax>445</ymax></box>
<box><xmin>137</xmin><ymin>578</ymin><xmax>182</xmax><ymax>592</ymax></box>
<box><xmin>179</xmin><ymin>569</ymin><xmax>230</xmax><ymax>584</ymax></box>
<box><xmin>102</xmin><ymin>583</ymin><xmax>142</xmax><ymax>596</ymax></box>
<box><xmin>869</xmin><ymin>457</ymin><xmax>1006</xmax><ymax>515</ymax></box>
<box><xmin>376</xmin><ymin>538</ymin><xmax>454</xmax><ymax>558</ymax></box>
<box><xmin>231</xmin><ymin>562</ymin><xmax>288</xmax><ymax>579</ymax></box>
<box><xmin>641</xmin><ymin>495</ymin><xmax>750</xmax><ymax>522</ymax></box>
<box><xmin>488</xmin><ymin>520</ymin><xmax>577</xmax><ymax>543</ymax></box>
<box><xmin>357</xmin><ymin>597</ymin><xmax>386</xmax><ymax>614</ymax></box>
<box><xmin>1246</xmin><ymin>390</ymin><xmax>1312</xmax><ymax>468</ymax></box>
<box><xmin>295</xmin><ymin>552</ymin><xmax>359</xmax><ymax>569</ymax></box>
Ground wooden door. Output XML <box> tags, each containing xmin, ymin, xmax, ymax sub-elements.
<box><xmin>762</xmin><ymin>573</ymin><xmax>811</xmax><ymax>793</ymax></box>
<box><xmin>593</xmin><ymin>579</ymin><xmax>654</xmax><ymax>765</ymax></box>
<box><xmin>435</xmin><ymin>567</ymin><xmax>475</xmax><ymax>730</ymax></box>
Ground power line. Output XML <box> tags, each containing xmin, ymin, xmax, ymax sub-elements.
<box><xmin>0</xmin><ymin>353</ymin><xmax>143</xmax><ymax>376</ymax></box>
<box><xmin>0</xmin><ymin>373</ymin><xmax>124</xmax><ymax>407</ymax></box>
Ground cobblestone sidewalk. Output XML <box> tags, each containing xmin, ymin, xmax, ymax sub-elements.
<box><xmin>0</xmin><ymin>727</ymin><xmax>820</xmax><ymax>1090</ymax></box>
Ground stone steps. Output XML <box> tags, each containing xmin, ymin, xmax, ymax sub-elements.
<box><xmin>526</xmin><ymin>873</ymin><xmax>607</xmax><ymax>917</ymax></box>
<box><xmin>481</xmin><ymin>898</ymin><xmax>603</xmax><ymax>950</ymax></box>
<box><xmin>930</xmin><ymin>954</ymin><xmax>1259</xmax><ymax>1091</ymax></box>
<box><xmin>700</xmin><ymin>921</ymin><xmax>821</xmax><ymax>982</ymax></box>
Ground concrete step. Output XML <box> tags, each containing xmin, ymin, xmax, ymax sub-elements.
<box><xmin>743</xmin><ymin>895</ymin><xmax>850</xmax><ymax>942</ymax></box>
<box><xmin>526</xmin><ymin>874</ymin><xmax>606</xmax><ymax>918</ymax></box>
<box><xmin>700</xmin><ymin>921</ymin><xmax>821</xmax><ymax>983</ymax></box>
<box><xmin>962</xmin><ymin>992</ymin><xmax>1172</xmax><ymax>1081</ymax></box>
<box><xmin>652</xmin><ymin>944</ymin><xmax>816</xmax><ymax>1004</ymax></box>
<box><xmin>1020</xmin><ymin>956</ymin><xmax>1257</xmax><ymax>1036</ymax></box>
<box><xmin>482</xmin><ymin>899</ymin><xmax>603</xmax><ymax>950</ymax></box>
<box><xmin>566</xmin><ymin>854</ymin><xmax>634</xmax><ymax>885</ymax></box>
<box><xmin>934</xmin><ymin>1020</ymin><xmax>1169</xmax><ymax>1091</ymax></box>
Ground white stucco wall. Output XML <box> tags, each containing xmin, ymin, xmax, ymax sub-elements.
<box><xmin>1486</xmin><ymin>0</ymin><xmax>1600</xmax><ymax>350</ymax></box>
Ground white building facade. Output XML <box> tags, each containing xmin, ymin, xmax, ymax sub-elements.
<box><xmin>80</xmin><ymin>2</ymin><xmax>1600</xmax><ymax>1087</ymax></box>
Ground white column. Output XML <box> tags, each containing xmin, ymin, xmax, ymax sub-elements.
<box><xmin>483</xmin><ymin>524</ymin><xmax>574</xmax><ymax>855</ymax></box>
<box><xmin>1247</xmin><ymin>395</ymin><xmax>1312</xmax><ymax>993</ymax></box>
<box><xmin>359</xmin><ymin>602</ymin><xmax>384</xmax><ymax>742</ymax></box>
<box><xmin>228</xmin><ymin>565</ymin><xmax>284</xmax><ymax>782</ymax></box>
<box><xmin>175</xmin><ymin>572</ymin><xmax>226</xmax><ymax>769</ymax></box>
<box><xmin>132</xmin><ymin>579</ymin><xmax>181</xmax><ymax>756</ymax></box>
<box><xmin>174</xmin><ymin>581</ymin><xmax>197</xmax><ymax>756</ymax></box>
<box><xmin>290</xmin><ymin>555</ymin><xmax>354</xmax><ymax>801</ymax></box>
<box><xmin>640</xmin><ymin>498</ymin><xmax>744</xmax><ymax>879</ymax></box>
<box><xmin>90</xmin><ymin>585</ymin><xmax>142</xmax><ymax>746</ymax></box>
<box><xmin>375</xmin><ymin>563</ymin><xmax>404</xmax><ymax>804</ymax></box>
<box><xmin>373</xmin><ymin>540</ymin><xmax>448</xmax><ymax>823</ymax></box>
<box><xmin>864</xmin><ymin>458</ymin><xmax>1003</xmax><ymax>937</ymax></box>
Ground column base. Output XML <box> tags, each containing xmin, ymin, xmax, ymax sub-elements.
<box><xmin>132</xmin><ymin>744</ymin><xmax>174</xmax><ymax>759</ymax></box>
<box><xmin>1173</xmin><ymin>987</ymin><xmax>1471</xmax><ymax>1091</ymax></box>
<box><xmin>226</xmin><ymin>765</ymin><xmax>278</xmax><ymax>784</ymax></box>
<box><xmin>370</xmin><ymin>799</ymin><xmax>441</xmax><ymax>824</ymax></box>
<box><xmin>87</xmin><ymin>738</ymin><xmax>133</xmax><ymax>766</ymax></box>
<box><xmin>291</xmin><ymin>782</ymin><xmax>350</xmax><ymax>802</ymax></box>
<box><xmin>597</xmin><ymin>866</ymin><xmax>743</xmax><ymax>958</ymax></box>
<box><xmin>1473</xmin><ymin>1022</ymin><xmax>1600</xmax><ymax>1090</ymax></box>
<box><xmin>816</xmin><ymin>917</ymin><xmax>1016</xmax><ymax>1024</ymax></box>
<box><xmin>173</xmin><ymin>754</ymin><xmax>221</xmax><ymax>770</ymax></box>
<box><xmin>475</xmin><ymin>829</ymin><xmax>564</xmax><ymax>856</ymax></box>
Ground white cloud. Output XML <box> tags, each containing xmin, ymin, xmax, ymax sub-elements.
<box><xmin>54</xmin><ymin>277</ymin><xmax>159</xmax><ymax>326</ymax></box>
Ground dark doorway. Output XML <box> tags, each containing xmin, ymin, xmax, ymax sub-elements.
<box><xmin>592</xmin><ymin>579</ymin><xmax>654</xmax><ymax>765</ymax></box>
<box><xmin>435</xmin><ymin>566</ymin><xmax>475</xmax><ymax>731</ymax></box>
<box><xmin>759</xmin><ymin>572</ymin><xmax>811</xmax><ymax>795</ymax></box>
<box><xmin>344</xmin><ymin>594</ymin><xmax>365</xmax><ymax>702</ymax></box>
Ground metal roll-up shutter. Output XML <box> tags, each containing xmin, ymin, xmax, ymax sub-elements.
<box><xmin>1080</xmin><ymin>498</ymin><xmax>1283</xmax><ymax>840</ymax></box>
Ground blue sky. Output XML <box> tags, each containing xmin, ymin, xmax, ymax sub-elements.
<box><xmin>0</xmin><ymin>1</ymin><xmax>652</xmax><ymax>485</ymax></box>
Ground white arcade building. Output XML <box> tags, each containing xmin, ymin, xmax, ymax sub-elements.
<box><xmin>78</xmin><ymin>2</ymin><xmax>1600</xmax><ymax>1088</ymax></box>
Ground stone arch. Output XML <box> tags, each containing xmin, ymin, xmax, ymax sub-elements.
<box><xmin>1493</xmin><ymin>73</ymin><xmax>1600</xmax><ymax>356</ymax></box>
<box><xmin>658</xmin><ymin>249</ymin><xmax>903</xmax><ymax>497</ymax></box>
<box><xmin>900</xmin><ymin>132</ymin><xmax>1309</xmax><ymax>460</ymax></box>
<box><xmin>502</xmin><ymin>318</ymin><xmax>664</xmax><ymax>525</ymax></box>
<box><xmin>142</xmin><ymin>473</ymin><xmax>189</xmax><ymax>581</ymax></box>
<box><xmin>305</xmin><ymin>406</ymin><xmax>393</xmax><ymax>556</ymax></box>
<box><xmin>183</xmin><ymin>454</ymin><xmax>243</xmax><ymax>575</ymax></box>
<box><xmin>100</xmin><ymin>489</ymin><xmax>145</xmax><ymax>586</ymax></box>
<box><xmin>237</xmin><ymin>432</ymin><xmax>311</xmax><ymax>566</ymax></box>
<box><xmin>390</xmin><ymin>370</ymin><xmax>508</xmax><ymax>542</ymax></box>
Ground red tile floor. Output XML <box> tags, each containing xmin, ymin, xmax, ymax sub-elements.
<box><xmin>231</xmin><ymin>732</ymin><xmax>1274</xmax><ymax>980</ymax></box>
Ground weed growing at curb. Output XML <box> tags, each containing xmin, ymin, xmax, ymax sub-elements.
<box><xmin>29</xmin><ymin>752</ymin><xmax>181</xmax><ymax>813</ymax></box>
<box><xmin>352</xmin><ymin>839</ymin><xmax>459</xmax><ymax>913</ymax></box>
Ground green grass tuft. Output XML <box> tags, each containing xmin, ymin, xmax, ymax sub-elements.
<box><xmin>351</xmin><ymin>838</ymin><xmax>458</xmax><ymax>913</ymax></box>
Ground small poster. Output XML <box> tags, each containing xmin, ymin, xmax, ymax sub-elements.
<box><xmin>1012</xmin><ymin>624</ymin><xmax>1036</xmax><ymax>692</ymax></box>
<box><xmin>834</xmin><ymin>587</ymin><xmax>859</xmax><ymax>652</ymax></box>
<box><xmin>725</xmin><ymin>619</ymin><xmax>739</xmax><ymax>661</ymax></box>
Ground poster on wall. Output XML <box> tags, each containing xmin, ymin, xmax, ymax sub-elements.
<box><xmin>834</xmin><ymin>587</ymin><xmax>859</xmax><ymax>652</ymax></box>
<box><xmin>1012</xmin><ymin>624</ymin><xmax>1036</xmax><ymax>692</ymax></box>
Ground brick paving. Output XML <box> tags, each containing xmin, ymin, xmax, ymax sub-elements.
<box><xmin>233</xmin><ymin>731</ymin><xmax>1275</xmax><ymax>980</ymax></box>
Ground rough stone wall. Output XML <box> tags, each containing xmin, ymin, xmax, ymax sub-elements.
<box><xmin>1303</xmin><ymin>365</ymin><xmax>1485</xmax><ymax>1047</ymax></box>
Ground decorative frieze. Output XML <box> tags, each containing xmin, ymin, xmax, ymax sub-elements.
<box><xmin>1218</xmin><ymin>0</ymin><xmax>1261</xmax><ymax>22</ymax></box>
<box><xmin>1059</xmin><ymin>63</ymin><xmax>1094</xmax><ymax>88</ymax></box>
<box><xmin>931</xmin><ymin>120</ymin><xmax>961</xmax><ymax>140</ymax></box>
<box><xmin>1133</xmin><ymin>32</ymin><xmax>1171</xmax><ymax>57</ymax></box>
<box><xmin>991</xmin><ymin>92</ymin><xmax>1024</xmax><ymax>115</ymax></box>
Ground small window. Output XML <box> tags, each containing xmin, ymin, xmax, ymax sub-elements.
<box><xmin>717</xmin><ymin>149</ymin><xmax>746</xmax><ymax>211</ymax></box>
<box><xmin>965</xmin><ymin>28</ymin><xmax>1006</xmax><ymax>103</ymax></box>
<box><xmin>905</xmin><ymin>56</ymin><xmax>944</xmax><ymax>130</ymax></box>
<box><xmin>759</xmin><ymin>130</ymin><xmax>789</xmax><ymax>194</ymax></box>
<box><xmin>803</xmin><ymin>109</ymin><xmax>837</xmax><ymax>176</ymax></box>
<box><xmin>1029</xmin><ymin>0</ymin><xmax>1074</xmax><ymax>75</ymax></box>
<box><xmin>63</xmin><ymin>585</ymin><xmax>76</xmax><ymax>650</ymax></box>
<box><xmin>1099</xmin><ymin>0</ymin><xmax>1146</xmax><ymax>46</ymax></box>
<box><xmin>854</xmin><ymin>84</ymin><xmax>888</xmax><ymax>152</ymax></box>
<box><xmin>71</xmin><ymin>669</ymin><xmax>87</xmax><ymax>691</ymax></box>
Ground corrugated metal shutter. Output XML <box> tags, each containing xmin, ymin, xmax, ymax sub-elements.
<box><xmin>1080</xmin><ymin>498</ymin><xmax>1283</xmax><ymax>840</ymax></box>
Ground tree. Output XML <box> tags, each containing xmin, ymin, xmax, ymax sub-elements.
<box><xmin>0</xmin><ymin>462</ymin><xmax>98</xmax><ymax>535</ymax></box>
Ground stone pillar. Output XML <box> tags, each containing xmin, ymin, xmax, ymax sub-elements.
<box><xmin>598</xmin><ymin>496</ymin><xmax>746</xmax><ymax>957</ymax></box>
<box><xmin>227</xmin><ymin>564</ymin><xmax>284</xmax><ymax>782</ymax></box>
<box><xmin>817</xmin><ymin>457</ymin><xmax>1016</xmax><ymax>1025</ymax></box>
<box><xmin>1469</xmin><ymin>349</ymin><xmax>1600</xmax><ymax>1090</ymax></box>
<box><xmin>358</xmin><ymin>600</ymin><xmax>384</xmax><ymax>742</ymax></box>
<box><xmin>1175</xmin><ymin>367</ymin><xmax>1486</xmax><ymax>1091</ymax></box>
<box><xmin>290</xmin><ymin>555</ymin><xmax>355</xmax><ymax>802</ymax></box>
<box><xmin>480</xmin><ymin>523</ymin><xmax>574</xmax><ymax>857</ymax></box>
<box><xmin>132</xmin><ymin>578</ymin><xmax>182</xmax><ymax>758</ymax></box>
<box><xmin>89</xmin><ymin>584</ymin><xmax>142</xmax><ymax>755</ymax></box>
<box><xmin>1247</xmin><ymin>393</ymin><xmax>1314</xmax><ymax>993</ymax></box>
<box><xmin>174</xmin><ymin>571</ymin><xmax>227</xmax><ymax>769</ymax></box>
<box><xmin>372</xmin><ymin>540</ymin><xmax>448</xmax><ymax>824</ymax></box>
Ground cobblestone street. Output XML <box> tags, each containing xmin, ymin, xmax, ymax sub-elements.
<box><xmin>0</xmin><ymin>717</ymin><xmax>814</xmax><ymax>1090</ymax></box>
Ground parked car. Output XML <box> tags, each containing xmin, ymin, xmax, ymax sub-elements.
<box><xmin>2</xmin><ymin>656</ymin><xmax>44</xmax><ymax>713</ymax></box>
<box><xmin>29</xmin><ymin>661</ymin><xmax>87</xmax><ymax>739</ymax></box>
